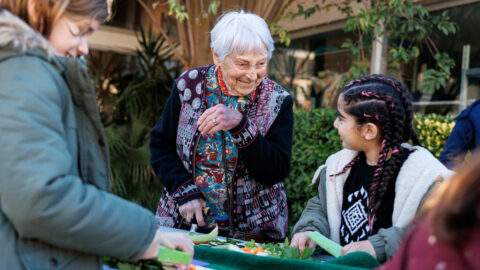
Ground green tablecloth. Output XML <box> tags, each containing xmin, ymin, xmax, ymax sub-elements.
<box><xmin>193</xmin><ymin>245</ymin><xmax>380</xmax><ymax>270</ymax></box>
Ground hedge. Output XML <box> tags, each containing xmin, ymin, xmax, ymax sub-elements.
<box><xmin>414</xmin><ymin>113</ymin><xmax>456</xmax><ymax>158</ymax></box>
<box><xmin>285</xmin><ymin>109</ymin><xmax>343</xmax><ymax>231</ymax></box>
<box><xmin>285</xmin><ymin>109</ymin><xmax>455</xmax><ymax>231</ymax></box>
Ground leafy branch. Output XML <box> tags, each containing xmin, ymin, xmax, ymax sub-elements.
<box><xmin>164</xmin><ymin>0</ymin><xmax>220</xmax><ymax>23</ymax></box>
<box><xmin>288</xmin><ymin>0</ymin><xmax>457</xmax><ymax>92</ymax></box>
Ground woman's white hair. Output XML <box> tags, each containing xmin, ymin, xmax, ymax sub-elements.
<box><xmin>210</xmin><ymin>10</ymin><xmax>274</xmax><ymax>62</ymax></box>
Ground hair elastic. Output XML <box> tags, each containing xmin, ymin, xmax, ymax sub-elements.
<box><xmin>368</xmin><ymin>214</ymin><xmax>376</xmax><ymax>231</ymax></box>
<box><xmin>361</xmin><ymin>91</ymin><xmax>371</xmax><ymax>97</ymax></box>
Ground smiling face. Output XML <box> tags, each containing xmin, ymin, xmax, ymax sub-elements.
<box><xmin>213</xmin><ymin>46</ymin><xmax>268</xmax><ymax>96</ymax></box>
<box><xmin>48</xmin><ymin>15</ymin><xmax>100</xmax><ymax>57</ymax></box>
<box><xmin>334</xmin><ymin>95</ymin><xmax>365</xmax><ymax>151</ymax></box>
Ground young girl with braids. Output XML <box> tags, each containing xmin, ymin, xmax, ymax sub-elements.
<box><xmin>290</xmin><ymin>74</ymin><xmax>453</xmax><ymax>262</ymax></box>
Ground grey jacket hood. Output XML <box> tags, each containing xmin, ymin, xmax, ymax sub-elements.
<box><xmin>0</xmin><ymin>9</ymin><xmax>54</xmax><ymax>56</ymax></box>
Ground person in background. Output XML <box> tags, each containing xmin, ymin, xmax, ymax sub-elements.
<box><xmin>290</xmin><ymin>74</ymin><xmax>453</xmax><ymax>262</ymax></box>
<box><xmin>439</xmin><ymin>99</ymin><xmax>480</xmax><ymax>169</ymax></box>
<box><xmin>380</xmin><ymin>150</ymin><xmax>480</xmax><ymax>269</ymax></box>
<box><xmin>0</xmin><ymin>1</ymin><xmax>192</xmax><ymax>269</ymax></box>
<box><xmin>150</xmin><ymin>10</ymin><xmax>293</xmax><ymax>242</ymax></box>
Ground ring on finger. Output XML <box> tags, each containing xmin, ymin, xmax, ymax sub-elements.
<box><xmin>212</xmin><ymin>117</ymin><xmax>217</xmax><ymax>125</ymax></box>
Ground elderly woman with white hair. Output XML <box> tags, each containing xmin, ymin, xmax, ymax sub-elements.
<box><xmin>150</xmin><ymin>10</ymin><xmax>293</xmax><ymax>242</ymax></box>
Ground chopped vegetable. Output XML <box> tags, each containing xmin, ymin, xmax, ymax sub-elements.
<box><xmin>240</xmin><ymin>247</ymin><xmax>253</xmax><ymax>254</ymax></box>
<box><xmin>253</xmin><ymin>247</ymin><xmax>264</xmax><ymax>255</ymax></box>
<box><xmin>188</xmin><ymin>226</ymin><xmax>219</xmax><ymax>244</ymax></box>
<box><xmin>157</xmin><ymin>245</ymin><xmax>192</xmax><ymax>264</ymax></box>
<box><xmin>210</xmin><ymin>240</ymin><xmax>315</xmax><ymax>260</ymax></box>
<box><xmin>307</xmin><ymin>231</ymin><xmax>342</xmax><ymax>258</ymax></box>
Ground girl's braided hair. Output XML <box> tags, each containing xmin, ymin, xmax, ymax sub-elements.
<box><xmin>333</xmin><ymin>74</ymin><xmax>419</xmax><ymax>228</ymax></box>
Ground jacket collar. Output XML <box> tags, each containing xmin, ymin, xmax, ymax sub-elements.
<box><xmin>0</xmin><ymin>10</ymin><xmax>54</xmax><ymax>61</ymax></box>
<box><xmin>0</xmin><ymin>10</ymin><xmax>88</xmax><ymax>83</ymax></box>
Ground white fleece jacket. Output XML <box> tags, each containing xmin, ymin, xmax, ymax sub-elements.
<box><xmin>312</xmin><ymin>143</ymin><xmax>454</xmax><ymax>244</ymax></box>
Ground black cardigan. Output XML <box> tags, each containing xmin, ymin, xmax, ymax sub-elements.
<box><xmin>150</xmin><ymin>83</ymin><xmax>294</xmax><ymax>205</ymax></box>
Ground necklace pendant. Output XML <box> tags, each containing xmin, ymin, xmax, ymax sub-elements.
<box><xmin>238</xmin><ymin>96</ymin><xmax>247</xmax><ymax>103</ymax></box>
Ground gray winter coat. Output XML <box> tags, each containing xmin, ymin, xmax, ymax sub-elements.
<box><xmin>0</xmin><ymin>10</ymin><xmax>157</xmax><ymax>269</ymax></box>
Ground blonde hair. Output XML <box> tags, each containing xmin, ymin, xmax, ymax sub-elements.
<box><xmin>0</xmin><ymin>0</ymin><xmax>111</xmax><ymax>37</ymax></box>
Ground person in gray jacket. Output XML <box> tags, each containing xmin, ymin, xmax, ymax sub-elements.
<box><xmin>0</xmin><ymin>1</ymin><xmax>193</xmax><ymax>269</ymax></box>
<box><xmin>291</xmin><ymin>75</ymin><xmax>453</xmax><ymax>262</ymax></box>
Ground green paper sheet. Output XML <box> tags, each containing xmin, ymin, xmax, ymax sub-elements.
<box><xmin>157</xmin><ymin>245</ymin><xmax>192</xmax><ymax>264</ymax></box>
<box><xmin>308</xmin><ymin>231</ymin><xmax>343</xmax><ymax>258</ymax></box>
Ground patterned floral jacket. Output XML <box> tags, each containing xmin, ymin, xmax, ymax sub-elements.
<box><xmin>150</xmin><ymin>65</ymin><xmax>293</xmax><ymax>241</ymax></box>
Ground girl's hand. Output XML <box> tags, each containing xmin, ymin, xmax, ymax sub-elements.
<box><xmin>197</xmin><ymin>104</ymin><xmax>243</xmax><ymax>135</ymax></box>
<box><xmin>290</xmin><ymin>231</ymin><xmax>317</xmax><ymax>256</ymax></box>
<box><xmin>341</xmin><ymin>240</ymin><xmax>376</xmax><ymax>257</ymax></box>
<box><xmin>140</xmin><ymin>231</ymin><xmax>194</xmax><ymax>270</ymax></box>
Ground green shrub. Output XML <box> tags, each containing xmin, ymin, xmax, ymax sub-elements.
<box><xmin>285</xmin><ymin>109</ymin><xmax>343</xmax><ymax>230</ymax></box>
<box><xmin>286</xmin><ymin>109</ymin><xmax>455</xmax><ymax>231</ymax></box>
<box><xmin>100</xmin><ymin>26</ymin><xmax>178</xmax><ymax>213</ymax></box>
<box><xmin>414</xmin><ymin>113</ymin><xmax>455</xmax><ymax>158</ymax></box>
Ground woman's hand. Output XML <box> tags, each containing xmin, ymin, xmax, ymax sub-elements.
<box><xmin>290</xmin><ymin>231</ymin><xmax>317</xmax><ymax>256</ymax></box>
<box><xmin>197</xmin><ymin>104</ymin><xmax>243</xmax><ymax>135</ymax></box>
<box><xmin>178</xmin><ymin>198</ymin><xmax>207</xmax><ymax>226</ymax></box>
<box><xmin>140</xmin><ymin>230</ymin><xmax>193</xmax><ymax>270</ymax></box>
<box><xmin>341</xmin><ymin>240</ymin><xmax>376</xmax><ymax>257</ymax></box>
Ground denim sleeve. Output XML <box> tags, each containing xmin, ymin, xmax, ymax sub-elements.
<box><xmin>439</xmin><ymin>117</ymin><xmax>473</xmax><ymax>169</ymax></box>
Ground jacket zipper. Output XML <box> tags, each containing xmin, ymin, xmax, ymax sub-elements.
<box><xmin>222</xmin><ymin>131</ymin><xmax>239</xmax><ymax>236</ymax></box>
<box><xmin>220</xmin><ymin>132</ymin><xmax>231</xmax><ymax>231</ymax></box>
<box><xmin>230</xmin><ymin>156</ymin><xmax>238</xmax><ymax>236</ymax></box>
<box><xmin>191</xmin><ymin>133</ymin><xmax>201</xmax><ymax>186</ymax></box>
<box><xmin>229</xmin><ymin>102</ymin><xmax>249</xmax><ymax>237</ymax></box>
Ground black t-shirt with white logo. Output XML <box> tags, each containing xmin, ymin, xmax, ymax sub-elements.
<box><xmin>339</xmin><ymin>153</ymin><xmax>397</xmax><ymax>245</ymax></box>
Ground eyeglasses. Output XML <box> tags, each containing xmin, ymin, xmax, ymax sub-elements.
<box><xmin>63</xmin><ymin>17</ymin><xmax>95</xmax><ymax>38</ymax></box>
